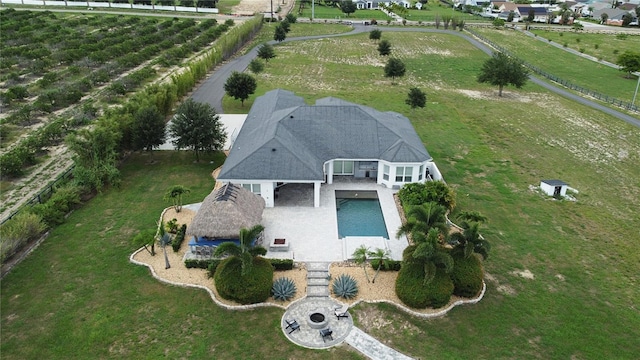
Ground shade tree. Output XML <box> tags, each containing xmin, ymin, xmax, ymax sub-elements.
<box><xmin>224</xmin><ymin>71</ymin><xmax>257</xmax><ymax>106</ymax></box>
<box><xmin>477</xmin><ymin>52</ymin><xmax>529</xmax><ymax>96</ymax></box>
<box><xmin>405</xmin><ymin>87</ymin><xmax>427</xmax><ymax>109</ymax></box>
<box><xmin>384</xmin><ymin>57</ymin><xmax>406</xmax><ymax>82</ymax></box>
<box><xmin>168</xmin><ymin>99</ymin><xmax>226</xmax><ymax>160</ymax></box>
<box><xmin>257</xmin><ymin>44</ymin><xmax>276</xmax><ymax>63</ymax></box>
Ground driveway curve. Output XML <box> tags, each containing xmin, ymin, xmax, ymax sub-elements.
<box><xmin>190</xmin><ymin>24</ymin><xmax>640</xmax><ymax>128</ymax></box>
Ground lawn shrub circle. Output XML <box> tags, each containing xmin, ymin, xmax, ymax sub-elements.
<box><xmin>214</xmin><ymin>256</ymin><xmax>273</xmax><ymax>304</ymax></box>
<box><xmin>396</xmin><ymin>262</ymin><xmax>454</xmax><ymax>309</ymax></box>
<box><xmin>451</xmin><ymin>253</ymin><xmax>484</xmax><ymax>297</ymax></box>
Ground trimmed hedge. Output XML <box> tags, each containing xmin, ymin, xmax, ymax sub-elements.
<box><xmin>370</xmin><ymin>259</ymin><xmax>402</xmax><ymax>271</ymax></box>
<box><xmin>171</xmin><ymin>224</ymin><xmax>187</xmax><ymax>252</ymax></box>
<box><xmin>183</xmin><ymin>258</ymin><xmax>221</xmax><ymax>278</ymax></box>
<box><xmin>396</xmin><ymin>262</ymin><xmax>454</xmax><ymax>309</ymax></box>
<box><xmin>451</xmin><ymin>253</ymin><xmax>484</xmax><ymax>297</ymax></box>
<box><xmin>214</xmin><ymin>257</ymin><xmax>273</xmax><ymax>304</ymax></box>
<box><xmin>269</xmin><ymin>258</ymin><xmax>293</xmax><ymax>270</ymax></box>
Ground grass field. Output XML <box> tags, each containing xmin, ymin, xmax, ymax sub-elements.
<box><xmin>471</xmin><ymin>27</ymin><xmax>640</xmax><ymax>103</ymax></box>
<box><xmin>529</xmin><ymin>29</ymin><xmax>640</xmax><ymax>65</ymax></box>
<box><xmin>296</xmin><ymin>3</ymin><xmax>392</xmax><ymax>21</ymax></box>
<box><xmin>2</xmin><ymin>23</ymin><xmax>640</xmax><ymax>359</ymax></box>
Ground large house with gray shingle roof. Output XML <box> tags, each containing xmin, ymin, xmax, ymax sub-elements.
<box><xmin>217</xmin><ymin>89</ymin><xmax>442</xmax><ymax>207</ymax></box>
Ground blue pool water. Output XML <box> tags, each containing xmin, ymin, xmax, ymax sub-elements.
<box><xmin>336</xmin><ymin>198</ymin><xmax>389</xmax><ymax>239</ymax></box>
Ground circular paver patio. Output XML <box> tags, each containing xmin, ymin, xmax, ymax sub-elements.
<box><xmin>281</xmin><ymin>298</ymin><xmax>353</xmax><ymax>349</ymax></box>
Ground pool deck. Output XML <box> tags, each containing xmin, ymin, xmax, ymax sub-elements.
<box><xmin>261</xmin><ymin>180</ymin><xmax>409</xmax><ymax>262</ymax></box>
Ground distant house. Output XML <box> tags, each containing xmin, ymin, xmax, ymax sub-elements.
<box><xmin>592</xmin><ymin>8</ymin><xmax>633</xmax><ymax>25</ymax></box>
<box><xmin>517</xmin><ymin>5</ymin><xmax>549</xmax><ymax>22</ymax></box>
<box><xmin>540</xmin><ymin>180</ymin><xmax>569</xmax><ymax>197</ymax></box>
<box><xmin>217</xmin><ymin>89</ymin><xmax>442</xmax><ymax>208</ymax></box>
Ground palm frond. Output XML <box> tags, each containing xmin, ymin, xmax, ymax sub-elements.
<box><xmin>213</xmin><ymin>242</ymin><xmax>241</xmax><ymax>258</ymax></box>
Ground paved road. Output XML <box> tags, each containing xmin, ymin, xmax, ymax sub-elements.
<box><xmin>190</xmin><ymin>24</ymin><xmax>640</xmax><ymax>128</ymax></box>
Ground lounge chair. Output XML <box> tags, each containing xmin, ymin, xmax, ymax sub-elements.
<box><xmin>195</xmin><ymin>246</ymin><xmax>203</xmax><ymax>257</ymax></box>
<box><xmin>320</xmin><ymin>328</ymin><xmax>333</xmax><ymax>343</ymax></box>
<box><xmin>334</xmin><ymin>304</ymin><xmax>349</xmax><ymax>320</ymax></box>
<box><xmin>285</xmin><ymin>319</ymin><xmax>300</xmax><ymax>334</ymax></box>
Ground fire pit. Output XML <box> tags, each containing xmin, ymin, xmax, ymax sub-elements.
<box><xmin>269</xmin><ymin>238</ymin><xmax>289</xmax><ymax>252</ymax></box>
<box><xmin>307</xmin><ymin>310</ymin><xmax>328</xmax><ymax>329</ymax></box>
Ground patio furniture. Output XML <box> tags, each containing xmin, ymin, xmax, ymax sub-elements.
<box><xmin>334</xmin><ymin>304</ymin><xmax>349</xmax><ymax>320</ymax></box>
<box><xmin>202</xmin><ymin>246</ymin><xmax>212</xmax><ymax>259</ymax></box>
<box><xmin>285</xmin><ymin>319</ymin><xmax>300</xmax><ymax>334</ymax></box>
<box><xmin>195</xmin><ymin>246</ymin><xmax>203</xmax><ymax>257</ymax></box>
<box><xmin>320</xmin><ymin>328</ymin><xmax>333</xmax><ymax>343</ymax></box>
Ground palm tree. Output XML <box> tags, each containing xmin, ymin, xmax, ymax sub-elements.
<box><xmin>213</xmin><ymin>224</ymin><xmax>266</xmax><ymax>276</ymax></box>
<box><xmin>352</xmin><ymin>245</ymin><xmax>371</xmax><ymax>283</ymax></box>
<box><xmin>397</xmin><ymin>202</ymin><xmax>449</xmax><ymax>241</ymax></box>
<box><xmin>456</xmin><ymin>210</ymin><xmax>488</xmax><ymax>224</ymax></box>
<box><xmin>406</xmin><ymin>228</ymin><xmax>453</xmax><ymax>285</ymax></box>
<box><xmin>163</xmin><ymin>185</ymin><xmax>191</xmax><ymax>213</ymax></box>
<box><xmin>158</xmin><ymin>221</ymin><xmax>171</xmax><ymax>269</ymax></box>
<box><xmin>369</xmin><ymin>247</ymin><xmax>391</xmax><ymax>283</ymax></box>
<box><xmin>449</xmin><ymin>221</ymin><xmax>491</xmax><ymax>260</ymax></box>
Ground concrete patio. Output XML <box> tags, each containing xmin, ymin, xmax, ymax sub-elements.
<box><xmin>261</xmin><ymin>179</ymin><xmax>409</xmax><ymax>262</ymax></box>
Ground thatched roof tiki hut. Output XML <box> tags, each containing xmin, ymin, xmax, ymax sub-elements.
<box><xmin>188</xmin><ymin>184</ymin><xmax>265</xmax><ymax>241</ymax></box>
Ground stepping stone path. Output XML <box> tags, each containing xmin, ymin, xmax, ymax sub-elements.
<box><xmin>306</xmin><ymin>262</ymin><xmax>331</xmax><ymax>298</ymax></box>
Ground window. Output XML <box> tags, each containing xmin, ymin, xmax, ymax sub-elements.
<box><xmin>334</xmin><ymin>160</ymin><xmax>354</xmax><ymax>175</ymax></box>
<box><xmin>383</xmin><ymin>164</ymin><xmax>390</xmax><ymax>181</ymax></box>
<box><xmin>395</xmin><ymin>167</ymin><xmax>412</xmax><ymax>182</ymax></box>
<box><xmin>418</xmin><ymin>165</ymin><xmax>423</xmax><ymax>181</ymax></box>
<box><xmin>242</xmin><ymin>184</ymin><xmax>261</xmax><ymax>195</ymax></box>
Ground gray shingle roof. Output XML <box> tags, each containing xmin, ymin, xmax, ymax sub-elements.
<box><xmin>218</xmin><ymin>89</ymin><xmax>431</xmax><ymax>182</ymax></box>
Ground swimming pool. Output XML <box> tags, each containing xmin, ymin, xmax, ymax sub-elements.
<box><xmin>336</xmin><ymin>191</ymin><xmax>389</xmax><ymax>239</ymax></box>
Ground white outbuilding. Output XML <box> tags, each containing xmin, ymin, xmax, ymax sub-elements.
<box><xmin>540</xmin><ymin>179</ymin><xmax>568</xmax><ymax>197</ymax></box>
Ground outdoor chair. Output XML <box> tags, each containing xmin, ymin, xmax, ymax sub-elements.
<box><xmin>195</xmin><ymin>246</ymin><xmax>203</xmax><ymax>257</ymax></box>
<box><xmin>285</xmin><ymin>319</ymin><xmax>300</xmax><ymax>334</ymax></box>
<box><xmin>320</xmin><ymin>328</ymin><xmax>333</xmax><ymax>343</ymax></box>
<box><xmin>202</xmin><ymin>247</ymin><xmax>212</xmax><ymax>259</ymax></box>
<box><xmin>334</xmin><ymin>304</ymin><xmax>349</xmax><ymax>320</ymax></box>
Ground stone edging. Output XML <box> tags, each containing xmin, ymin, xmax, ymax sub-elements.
<box><xmin>129</xmin><ymin>246</ymin><xmax>287</xmax><ymax>311</ymax></box>
<box><xmin>345</xmin><ymin>281</ymin><xmax>486</xmax><ymax>319</ymax></box>
<box><xmin>131</xmin><ymin>246</ymin><xmax>485</xmax><ymax>318</ymax></box>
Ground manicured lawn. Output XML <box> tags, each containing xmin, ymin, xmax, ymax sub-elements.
<box><xmin>404</xmin><ymin>8</ymin><xmax>490</xmax><ymax>22</ymax></box>
<box><xmin>529</xmin><ymin>29</ymin><xmax>640</xmax><ymax>65</ymax></box>
<box><xmin>0</xmin><ymin>151</ymin><xmax>363</xmax><ymax>359</ymax></box>
<box><xmin>3</xmin><ymin>24</ymin><xmax>640</xmax><ymax>359</ymax></box>
<box><xmin>470</xmin><ymin>27</ymin><xmax>640</xmax><ymax>103</ymax></box>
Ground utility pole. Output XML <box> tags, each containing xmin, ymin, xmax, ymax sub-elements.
<box><xmin>632</xmin><ymin>73</ymin><xmax>640</xmax><ymax>107</ymax></box>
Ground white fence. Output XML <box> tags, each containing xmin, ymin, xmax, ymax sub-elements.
<box><xmin>1</xmin><ymin>0</ymin><xmax>219</xmax><ymax>13</ymax></box>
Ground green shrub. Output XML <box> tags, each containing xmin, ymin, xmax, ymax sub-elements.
<box><xmin>332</xmin><ymin>274</ymin><xmax>358</xmax><ymax>299</ymax></box>
<box><xmin>398</xmin><ymin>181</ymin><xmax>456</xmax><ymax>211</ymax></box>
<box><xmin>272</xmin><ymin>277</ymin><xmax>297</xmax><ymax>301</ymax></box>
<box><xmin>0</xmin><ymin>212</ymin><xmax>47</xmax><ymax>264</ymax></box>
<box><xmin>214</xmin><ymin>257</ymin><xmax>273</xmax><ymax>304</ymax></box>
<box><xmin>171</xmin><ymin>224</ymin><xmax>187</xmax><ymax>252</ymax></box>
<box><xmin>207</xmin><ymin>259</ymin><xmax>221</xmax><ymax>278</ymax></box>
<box><xmin>184</xmin><ymin>258</ymin><xmax>220</xmax><ymax>271</ymax></box>
<box><xmin>29</xmin><ymin>185</ymin><xmax>80</xmax><ymax>227</ymax></box>
<box><xmin>396</xmin><ymin>261</ymin><xmax>428</xmax><ymax>308</ymax></box>
<box><xmin>269</xmin><ymin>258</ymin><xmax>294</xmax><ymax>270</ymax></box>
<box><xmin>167</xmin><ymin>218</ymin><xmax>179</xmax><ymax>233</ymax></box>
<box><xmin>396</xmin><ymin>262</ymin><xmax>454</xmax><ymax>309</ymax></box>
<box><xmin>370</xmin><ymin>259</ymin><xmax>402</xmax><ymax>271</ymax></box>
<box><xmin>425</xmin><ymin>269</ymin><xmax>454</xmax><ymax>308</ymax></box>
<box><xmin>450</xmin><ymin>253</ymin><xmax>484</xmax><ymax>297</ymax></box>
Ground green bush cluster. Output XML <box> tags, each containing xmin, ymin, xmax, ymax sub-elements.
<box><xmin>29</xmin><ymin>185</ymin><xmax>81</xmax><ymax>227</ymax></box>
<box><xmin>171</xmin><ymin>224</ymin><xmax>187</xmax><ymax>252</ymax></box>
<box><xmin>214</xmin><ymin>257</ymin><xmax>273</xmax><ymax>304</ymax></box>
<box><xmin>450</xmin><ymin>253</ymin><xmax>484</xmax><ymax>297</ymax></box>
<box><xmin>397</xmin><ymin>181</ymin><xmax>456</xmax><ymax>211</ymax></box>
<box><xmin>370</xmin><ymin>259</ymin><xmax>402</xmax><ymax>271</ymax></box>
<box><xmin>270</xmin><ymin>258</ymin><xmax>294</xmax><ymax>270</ymax></box>
<box><xmin>396</xmin><ymin>263</ymin><xmax>453</xmax><ymax>309</ymax></box>
<box><xmin>0</xmin><ymin>212</ymin><xmax>47</xmax><ymax>264</ymax></box>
